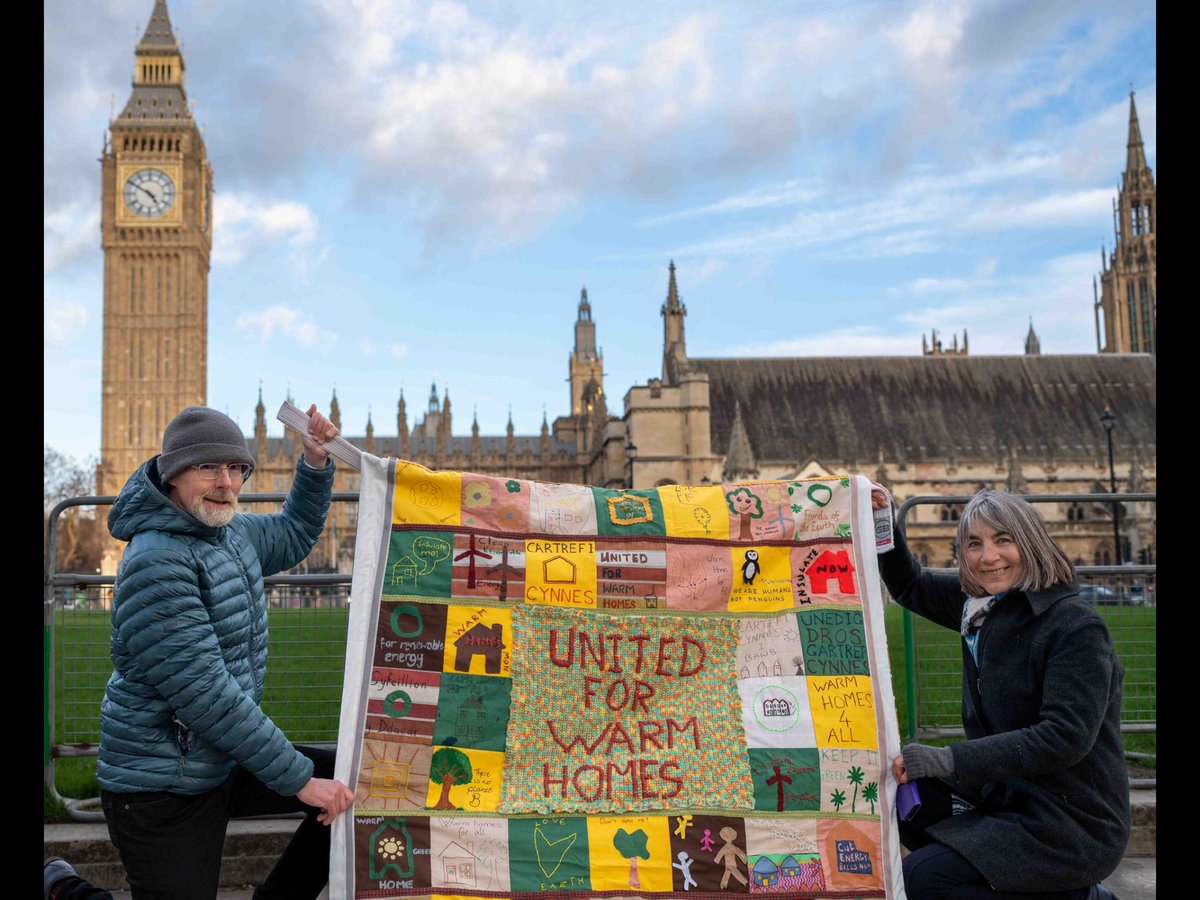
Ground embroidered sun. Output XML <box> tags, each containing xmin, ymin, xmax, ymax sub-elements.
<box><xmin>377</xmin><ymin>835</ymin><xmax>405</xmax><ymax>860</ymax></box>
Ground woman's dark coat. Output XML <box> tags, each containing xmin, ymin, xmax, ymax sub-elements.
<box><xmin>879</xmin><ymin>529</ymin><xmax>1130</xmax><ymax>892</ymax></box>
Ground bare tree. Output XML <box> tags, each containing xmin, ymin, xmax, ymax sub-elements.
<box><xmin>44</xmin><ymin>445</ymin><xmax>104</xmax><ymax>574</ymax></box>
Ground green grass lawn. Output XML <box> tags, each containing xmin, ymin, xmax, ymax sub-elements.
<box><xmin>46</xmin><ymin>602</ymin><xmax>1155</xmax><ymax>822</ymax></box>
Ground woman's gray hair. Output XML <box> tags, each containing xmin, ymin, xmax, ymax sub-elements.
<box><xmin>957</xmin><ymin>489</ymin><xmax>1075</xmax><ymax>597</ymax></box>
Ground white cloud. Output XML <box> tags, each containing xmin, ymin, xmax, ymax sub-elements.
<box><xmin>906</xmin><ymin>277</ymin><xmax>973</xmax><ymax>296</ymax></box>
<box><xmin>212</xmin><ymin>193</ymin><xmax>319</xmax><ymax>267</ymax></box>
<box><xmin>640</xmin><ymin>180</ymin><xmax>820</xmax><ymax>227</ymax></box>
<box><xmin>44</xmin><ymin>301</ymin><xmax>88</xmax><ymax>347</ymax></box>
<box><xmin>357</xmin><ymin>338</ymin><xmax>379</xmax><ymax>356</ymax></box>
<box><xmin>963</xmin><ymin>188</ymin><xmax>1112</xmax><ymax>231</ymax></box>
<box><xmin>388</xmin><ymin>343</ymin><xmax>409</xmax><ymax>357</ymax></box>
<box><xmin>44</xmin><ymin>204</ymin><xmax>99</xmax><ymax>275</ymax></box>
<box><xmin>973</xmin><ymin>257</ymin><xmax>998</xmax><ymax>278</ymax></box>
<box><xmin>235</xmin><ymin>305</ymin><xmax>336</xmax><ymax>349</ymax></box>
<box><xmin>887</xmin><ymin>1</ymin><xmax>967</xmax><ymax>67</ymax></box>
<box><xmin>690</xmin><ymin>259</ymin><xmax>727</xmax><ymax>286</ymax></box>
<box><xmin>892</xmin><ymin>252</ymin><xmax>1102</xmax><ymax>353</ymax></box>
<box><xmin>731</xmin><ymin>326</ymin><xmax>916</xmax><ymax>357</ymax></box>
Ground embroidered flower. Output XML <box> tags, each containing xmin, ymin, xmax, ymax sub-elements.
<box><xmin>505</xmin><ymin>479</ymin><xmax>521</xmax><ymax>493</ymax></box>
<box><xmin>464</xmin><ymin>482</ymin><xmax>492</xmax><ymax>508</ymax></box>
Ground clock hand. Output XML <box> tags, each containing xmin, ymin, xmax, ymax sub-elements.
<box><xmin>133</xmin><ymin>184</ymin><xmax>157</xmax><ymax>204</ymax></box>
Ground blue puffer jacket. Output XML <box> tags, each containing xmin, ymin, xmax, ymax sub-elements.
<box><xmin>98</xmin><ymin>454</ymin><xmax>334</xmax><ymax>796</ymax></box>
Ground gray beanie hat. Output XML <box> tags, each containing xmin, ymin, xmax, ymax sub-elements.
<box><xmin>157</xmin><ymin>406</ymin><xmax>255</xmax><ymax>484</ymax></box>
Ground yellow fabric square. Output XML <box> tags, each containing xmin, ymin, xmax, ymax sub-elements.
<box><xmin>443</xmin><ymin>606</ymin><xmax>513</xmax><ymax>677</ymax></box>
<box><xmin>656</xmin><ymin>484</ymin><xmax>731</xmax><ymax>539</ymax></box>
<box><xmin>424</xmin><ymin>746</ymin><xmax>506</xmax><ymax>812</ymax></box>
<box><xmin>393</xmin><ymin>461</ymin><xmax>463</xmax><ymax>527</ymax></box>
<box><xmin>523</xmin><ymin>538</ymin><xmax>598</xmax><ymax>608</ymax></box>
<box><xmin>807</xmin><ymin>675</ymin><xmax>878</xmax><ymax>749</ymax></box>
<box><xmin>585</xmin><ymin>815</ymin><xmax>673</xmax><ymax>892</ymax></box>
<box><xmin>727</xmin><ymin>545</ymin><xmax>795</xmax><ymax>611</ymax></box>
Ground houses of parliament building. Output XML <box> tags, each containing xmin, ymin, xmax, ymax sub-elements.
<box><xmin>95</xmin><ymin>2</ymin><xmax>1156</xmax><ymax>574</ymax></box>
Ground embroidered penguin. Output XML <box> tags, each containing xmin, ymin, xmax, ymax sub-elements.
<box><xmin>741</xmin><ymin>550</ymin><xmax>760</xmax><ymax>585</ymax></box>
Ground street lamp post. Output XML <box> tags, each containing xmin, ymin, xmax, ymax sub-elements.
<box><xmin>624</xmin><ymin>440</ymin><xmax>638</xmax><ymax>490</ymax></box>
<box><xmin>1099</xmin><ymin>407</ymin><xmax>1121</xmax><ymax>565</ymax></box>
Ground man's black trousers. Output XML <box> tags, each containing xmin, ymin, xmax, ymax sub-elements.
<box><xmin>101</xmin><ymin>745</ymin><xmax>336</xmax><ymax>900</ymax></box>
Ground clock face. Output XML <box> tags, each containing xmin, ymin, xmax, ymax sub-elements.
<box><xmin>123</xmin><ymin>168</ymin><xmax>176</xmax><ymax>218</ymax></box>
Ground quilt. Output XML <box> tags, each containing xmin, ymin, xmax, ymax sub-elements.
<box><xmin>331</xmin><ymin>457</ymin><xmax>904</xmax><ymax>899</ymax></box>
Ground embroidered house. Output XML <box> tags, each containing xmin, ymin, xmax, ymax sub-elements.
<box><xmin>440</xmin><ymin>840</ymin><xmax>481</xmax><ymax>887</ymax></box>
<box><xmin>805</xmin><ymin>550</ymin><xmax>856</xmax><ymax>594</ymax></box>
<box><xmin>455</xmin><ymin>693</ymin><xmax>488</xmax><ymax>742</ymax></box>
<box><xmin>780</xmin><ymin>856</ymin><xmax>801</xmax><ymax>877</ymax></box>
<box><xmin>752</xmin><ymin>856</ymin><xmax>780</xmax><ymax>887</ymax></box>
<box><xmin>454</xmin><ymin>623</ymin><xmax>506</xmax><ymax>674</ymax></box>
<box><xmin>762</xmin><ymin>697</ymin><xmax>794</xmax><ymax>717</ymax></box>
<box><xmin>390</xmin><ymin>555</ymin><xmax>420</xmax><ymax>586</ymax></box>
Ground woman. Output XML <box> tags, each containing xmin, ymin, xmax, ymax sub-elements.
<box><xmin>872</xmin><ymin>487</ymin><xmax>1128</xmax><ymax>900</ymax></box>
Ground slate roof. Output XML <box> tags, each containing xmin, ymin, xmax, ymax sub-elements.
<box><xmin>117</xmin><ymin>86</ymin><xmax>190</xmax><ymax>123</ymax></box>
<box><xmin>690</xmin><ymin>354</ymin><xmax>1156</xmax><ymax>464</ymax></box>
<box><xmin>137</xmin><ymin>0</ymin><xmax>178</xmax><ymax>48</ymax></box>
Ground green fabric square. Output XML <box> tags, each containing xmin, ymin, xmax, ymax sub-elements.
<box><xmin>748</xmin><ymin>748</ymin><xmax>821</xmax><ymax>811</ymax></box>
<box><xmin>508</xmin><ymin>817</ymin><xmax>592</xmax><ymax>892</ymax></box>
<box><xmin>797</xmin><ymin>609</ymin><xmax>870</xmax><ymax>676</ymax></box>
<box><xmin>383</xmin><ymin>530</ymin><xmax>453</xmax><ymax>598</ymax></box>
<box><xmin>432</xmin><ymin>673</ymin><xmax>512</xmax><ymax>752</ymax></box>
<box><xmin>592</xmin><ymin>487</ymin><xmax>666</xmax><ymax>536</ymax></box>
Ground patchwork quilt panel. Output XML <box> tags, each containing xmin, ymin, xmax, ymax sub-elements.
<box><xmin>331</xmin><ymin>457</ymin><xmax>905</xmax><ymax>899</ymax></box>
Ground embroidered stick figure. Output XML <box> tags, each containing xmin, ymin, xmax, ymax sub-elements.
<box><xmin>713</xmin><ymin>826</ymin><xmax>748</xmax><ymax>889</ymax></box>
<box><xmin>699</xmin><ymin>829</ymin><xmax>715</xmax><ymax>853</ymax></box>
<box><xmin>673</xmin><ymin>851</ymin><xmax>698</xmax><ymax>891</ymax></box>
<box><xmin>673</xmin><ymin>814</ymin><xmax>694</xmax><ymax>840</ymax></box>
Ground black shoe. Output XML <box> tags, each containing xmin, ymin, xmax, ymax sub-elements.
<box><xmin>1085</xmin><ymin>883</ymin><xmax>1118</xmax><ymax>900</ymax></box>
<box><xmin>44</xmin><ymin>857</ymin><xmax>78</xmax><ymax>899</ymax></box>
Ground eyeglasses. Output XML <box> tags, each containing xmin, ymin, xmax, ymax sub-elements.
<box><xmin>193</xmin><ymin>463</ymin><xmax>254</xmax><ymax>483</ymax></box>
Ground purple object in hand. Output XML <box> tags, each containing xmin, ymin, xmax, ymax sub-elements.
<box><xmin>897</xmin><ymin>781</ymin><xmax>922</xmax><ymax>821</ymax></box>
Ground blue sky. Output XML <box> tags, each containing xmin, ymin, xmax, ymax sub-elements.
<box><xmin>44</xmin><ymin>0</ymin><xmax>1156</xmax><ymax>461</ymax></box>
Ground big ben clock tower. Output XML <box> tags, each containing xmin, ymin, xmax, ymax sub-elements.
<box><xmin>98</xmin><ymin>0</ymin><xmax>212</xmax><ymax>569</ymax></box>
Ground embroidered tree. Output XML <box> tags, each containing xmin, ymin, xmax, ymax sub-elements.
<box><xmin>725</xmin><ymin>488</ymin><xmax>764</xmax><ymax>540</ymax></box>
<box><xmin>429</xmin><ymin>747</ymin><xmax>473</xmax><ymax>810</ymax></box>
<box><xmin>863</xmin><ymin>781</ymin><xmax>879</xmax><ymax>815</ymax></box>
<box><xmin>613</xmin><ymin>828</ymin><xmax>650</xmax><ymax>888</ymax></box>
<box><xmin>830</xmin><ymin>789</ymin><xmax>846</xmax><ymax>812</ymax></box>
<box><xmin>848</xmin><ymin>766</ymin><xmax>865</xmax><ymax>813</ymax></box>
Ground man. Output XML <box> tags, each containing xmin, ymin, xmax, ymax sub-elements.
<box><xmin>78</xmin><ymin>404</ymin><xmax>354</xmax><ymax>900</ymax></box>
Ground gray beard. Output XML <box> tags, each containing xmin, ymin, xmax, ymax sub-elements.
<box><xmin>186</xmin><ymin>493</ymin><xmax>238</xmax><ymax>527</ymax></box>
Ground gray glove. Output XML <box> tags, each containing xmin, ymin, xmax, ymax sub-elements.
<box><xmin>901</xmin><ymin>743</ymin><xmax>955</xmax><ymax>781</ymax></box>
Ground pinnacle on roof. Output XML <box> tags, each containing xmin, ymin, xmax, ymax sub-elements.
<box><xmin>1024</xmin><ymin>318</ymin><xmax>1041</xmax><ymax>356</ymax></box>
<box><xmin>665</xmin><ymin>260</ymin><xmax>683</xmax><ymax>310</ymax></box>
<box><xmin>137</xmin><ymin>0</ymin><xmax>179</xmax><ymax>50</ymax></box>
<box><xmin>1126</xmin><ymin>90</ymin><xmax>1148</xmax><ymax>176</ymax></box>
<box><xmin>723</xmin><ymin>400</ymin><xmax>758</xmax><ymax>480</ymax></box>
